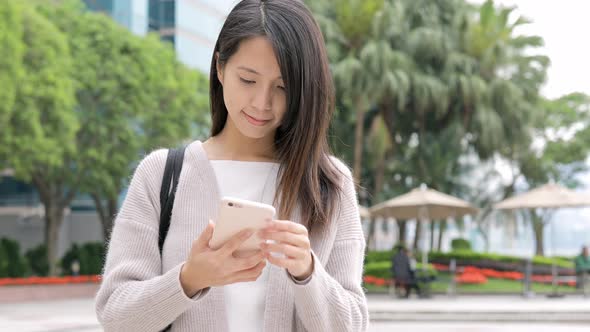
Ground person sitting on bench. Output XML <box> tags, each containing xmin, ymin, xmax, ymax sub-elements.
<box><xmin>392</xmin><ymin>246</ymin><xmax>421</xmax><ymax>298</ymax></box>
<box><xmin>574</xmin><ymin>246</ymin><xmax>590</xmax><ymax>289</ymax></box>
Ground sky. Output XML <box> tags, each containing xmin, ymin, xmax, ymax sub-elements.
<box><xmin>469</xmin><ymin>0</ymin><xmax>590</xmax><ymax>99</ymax></box>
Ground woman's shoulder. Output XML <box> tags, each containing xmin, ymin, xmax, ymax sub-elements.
<box><xmin>135</xmin><ymin>148</ymin><xmax>169</xmax><ymax>175</ymax></box>
<box><xmin>327</xmin><ymin>155</ymin><xmax>354</xmax><ymax>186</ymax></box>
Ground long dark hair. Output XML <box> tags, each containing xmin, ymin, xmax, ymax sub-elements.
<box><xmin>209</xmin><ymin>0</ymin><xmax>343</xmax><ymax>230</ymax></box>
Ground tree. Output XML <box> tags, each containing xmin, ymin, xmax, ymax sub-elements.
<box><xmin>39</xmin><ymin>0</ymin><xmax>210</xmax><ymax>243</ymax></box>
<box><xmin>0</xmin><ymin>0</ymin><xmax>77</xmax><ymax>276</ymax></box>
<box><xmin>518</xmin><ymin>93</ymin><xmax>590</xmax><ymax>255</ymax></box>
<box><xmin>312</xmin><ymin>0</ymin><xmax>555</xmax><ymax>254</ymax></box>
<box><xmin>311</xmin><ymin>0</ymin><xmax>388</xmax><ymax>185</ymax></box>
<box><xmin>0</xmin><ymin>0</ymin><xmax>25</xmax><ymax>151</ymax></box>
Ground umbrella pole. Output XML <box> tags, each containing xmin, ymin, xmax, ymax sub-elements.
<box><xmin>548</xmin><ymin>210</ymin><xmax>564</xmax><ymax>298</ymax></box>
<box><xmin>422</xmin><ymin>218</ymin><xmax>427</xmax><ymax>268</ymax></box>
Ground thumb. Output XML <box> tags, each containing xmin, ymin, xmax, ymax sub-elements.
<box><xmin>195</xmin><ymin>220</ymin><xmax>215</xmax><ymax>249</ymax></box>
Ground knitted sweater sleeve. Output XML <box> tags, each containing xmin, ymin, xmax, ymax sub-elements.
<box><xmin>291</xmin><ymin>159</ymin><xmax>369</xmax><ymax>331</ymax></box>
<box><xmin>94</xmin><ymin>150</ymin><xmax>209</xmax><ymax>332</ymax></box>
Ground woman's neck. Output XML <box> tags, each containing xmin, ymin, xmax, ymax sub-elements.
<box><xmin>203</xmin><ymin>123</ymin><xmax>277</xmax><ymax>162</ymax></box>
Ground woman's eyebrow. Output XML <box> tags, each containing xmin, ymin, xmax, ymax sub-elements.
<box><xmin>237</xmin><ymin>66</ymin><xmax>282</xmax><ymax>80</ymax></box>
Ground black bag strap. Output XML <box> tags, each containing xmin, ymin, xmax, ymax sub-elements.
<box><xmin>158</xmin><ymin>146</ymin><xmax>186</xmax><ymax>254</ymax></box>
<box><xmin>158</xmin><ymin>146</ymin><xmax>186</xmax><ymax>332</ymax></box>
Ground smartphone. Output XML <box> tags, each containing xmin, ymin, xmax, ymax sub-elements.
<box><xmin>209</xmin><ymin>196</ymin><xmax>276</xmax><ymax>254</ymax></box>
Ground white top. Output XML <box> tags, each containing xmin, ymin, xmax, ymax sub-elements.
<box><xmin>210</xmin><ymin>160</ymin><xmax>279</xmax><ymax>332</ymax></box>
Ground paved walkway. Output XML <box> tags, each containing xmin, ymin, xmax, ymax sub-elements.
<box><xmin>0</xmin><ymin>299</ymin><xmax>100</xmax><ymax>332</ymax></box>
<box><xmin>368</xmin><ymin>293</ymin><xmax>590</xmax><ymax>322</ymax></box>
<box><xmin>1</xmin><ymin>291</ymin><xmax>590</xmax><ymax>331</ymax></box>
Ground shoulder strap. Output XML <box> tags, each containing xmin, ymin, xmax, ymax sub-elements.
<box><xmin>158</xmin><ymin>146</ymin><xmax>186</xmax><ymax>254</ymax></box>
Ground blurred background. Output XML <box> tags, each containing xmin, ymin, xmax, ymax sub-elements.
<box><xmin>1</xmin><ymin>0</ymin><xmax>589</xmax><ymax>331</ymax></box>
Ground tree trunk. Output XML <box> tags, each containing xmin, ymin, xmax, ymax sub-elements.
<box><xmin>397</xmin><ymin>220</ymin><xmax>407</xmax><ymax>245</ymax></box>
<box><xmin>413</xmin><ymin>221</ymin><xmax>421</xmax><ymax>251</ymax></box>
<box><xmin>531</xmin><ymin>211</ymin><xmax>545</xmax><ymax>256</ymax></box>
<box><xmin>92</xmin><ymin>193</ymin><xmax>119</xmax><ymax>244</ymax></box>
<box><xmin>366</xmin><ymin>219</ymin><xmax>376</xmax><ymax>251</ymax></box>
<box><xmin>44</xmin><ymin>203</ymin><xmax>64</xmax><ymax>276</ymax></box>
<box><xmin>352</xmin><ymin>98</ymin><xmax>366</xmax><ymax>184</ymax></box>
<box><xmin>429</xmin><ymin>221</ymin><xmax>436</xmax><ymax>251</ymax></box>
<box><xmin>106</xmin><ymin>197</ymin><xmax>117</xmax><ymax>239</ymax></box>
<box><xmin>373</xmin><ymin>157</ymin><xmax>385</xmax><ymax>201</ymax></box>
<box><xmin>437</xmin><ymin>220</ymin><xmax>447</xmax><ymax>251</ymax></box>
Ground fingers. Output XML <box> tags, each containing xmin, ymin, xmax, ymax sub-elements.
<box><xmin>237</xmin><ymin>251</ymin><xmax>266</xmax><ymax>270</ymax></box>
<box><xmin>265</xmin><ymin>254</ymin><xmax>295</xmax><ymax>271</ymax></box>
<box><xmin>265</xmin><ymin>220</ymin><xmax>308</xmax><ymax>235</ymax></box>
<box><xmin>260</xmin><ymin>242</ymin><xmax>307</xmax><ymax>259</ymax></box>
<box><xmin>194</xmin><ymin>220</ymin><xmax>215</xmax><ymax>250</ymax></box>
<box><xmin>228</xmin><ymin>260</ymin><xmax>267</xmax><ymax>283</ymax></box>
<box><xmin>220</xmin><ymin>228</ymin><xmax>254</xmax><ymax>256</ymax></box>
<box><xmin>259</xmin><ymin>230</ymin><xmax>310</xmax><ymax>249</ymax></box>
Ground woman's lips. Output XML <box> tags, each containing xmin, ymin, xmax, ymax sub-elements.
<box><xmin>243</xmin><ymin>111</ymin><xmax>271</xmax><ymax>126</ymax></box>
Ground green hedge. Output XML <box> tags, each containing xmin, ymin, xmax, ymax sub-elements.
<box><xmin>364</xmin><ymin>261</ymin><xmax>437</xmax><ymax>279</ymax></box>
<box><xmin>451</xmin><ymin>238</ymin><xmax>471</xmax><ymax>251</ymax></box>
<box><xmin>25</xmin><ymin>244</ymin><xmax>49</xmax><ymax>277</ymax></box>
<box><xmin>428</xmin><ymin>251</ymin><xmax>573</xmax><ymax>269</ymax></box>
<box><xmin>0</xmin><ymin>239</ymin><xmax>107</xmax><ymax>278</ymax></box>
<box><xmin>60</xmin><ymin>242</ymin><xmax>105</xmax><ymax>275</ymax></box>
<box><xmin>0</xmin><ymin>238</ymin><xmax>28</xmax><ymax>277</ymax></box>
<box><xmin>366</xmin><ymin>250</ymin><xmax>574</xmax><ymax>269</ymax></box>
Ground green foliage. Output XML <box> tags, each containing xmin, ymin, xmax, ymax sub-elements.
<box><xmin>365</xmin><ymin>250</ymin><xmax>395</xmax><ymax>264</ymax></box>
<box><xmin>0</xmin><ymin>238</ymin><xmax>29</xmax><ymax>277</ymax></box>
<box><xmin>60</xmin><ymin>242</ymin><xmax>105</xmax><ymax>275</ymax></box>
<box><xmin>0</xmin><ymin>0</ymin><xmax>211</xmax><ymax>271</ymax></box>
<box><xmin>25</xmin><ymin>244</ymin><xmax>49</xmax><ymax>277</ymax></box>
<box><xmin>0</xmin><ymin>1</ymin><xmax>24</xmax><ymax>155</ymax></box>
<box><xmin>451</xmin><ymin>238</ymin><xmax>472</xmax><ymax>251</ymax></box>
<box><xmin>0</xmin><ymin>0</ymin><xmax>77</xmax><ymax>178</ymax></box>
<box><xmin>364</xmin><ymin>261</ymin><xmax>437</xmax><ymax>279</ymax></box>
<box><xmin>428</xmin><ymin>251</ymin><xmax>573</xmax><ymax>269</ymax></box>
<box><xmin>36</xmin><ymin>1</ymin><xmax>210</xmax><ymax>245</ymax></box>
<box><xmin>366</xmin><ymin>250</ymin><xmax>573</xmax><ymax>269</ymax></box>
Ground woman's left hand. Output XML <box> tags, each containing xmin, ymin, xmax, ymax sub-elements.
<box><xmin>258</xmin><ymin>219</ymin><xmax>314</xmax><ymax>280</ymax></box>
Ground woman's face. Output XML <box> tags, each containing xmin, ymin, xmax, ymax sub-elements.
<box><xmin>217</xmin><ymin>36</ymin><xmax>287</xmax><ymax>140</ymax></box>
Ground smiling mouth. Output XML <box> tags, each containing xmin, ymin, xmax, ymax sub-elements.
<box><xmin>243</xmin><ymin>111</ymin><xmax>271</xmax><ymax>126</ymax></box>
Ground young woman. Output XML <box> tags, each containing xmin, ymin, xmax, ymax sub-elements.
<box><xmin>95</xmin><ymin>1</ymin><xmax>368</xmax><ymax>331</ymax></box>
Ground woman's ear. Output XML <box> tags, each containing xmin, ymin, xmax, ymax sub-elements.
<box><xmin>216</xmin><ymin>52</ymin><xmax>224</xmax><ymax>85</ymax></box>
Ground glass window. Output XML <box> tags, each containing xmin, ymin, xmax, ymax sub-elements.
<box><xmin>148</xmin><ymin>0</ymin><xmax>176</xmax><ymax>31</ymax></box>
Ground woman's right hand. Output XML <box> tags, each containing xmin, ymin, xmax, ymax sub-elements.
<box><xmin>179</xmin><ymin>221</ymin><xmax>266</xmax><ymax>297</ymax></box>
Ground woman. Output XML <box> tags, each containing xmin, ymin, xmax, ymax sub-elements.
<box><xmin>95</xmin><ymin>0</ymin><xmax>368</xmax><ymax>331</ymax></box>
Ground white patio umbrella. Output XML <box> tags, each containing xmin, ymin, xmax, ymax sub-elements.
<box><xmin>494</xmin><ymin>183</ymin><xmax>590</xmax><ymax>295</ymax></box>
<box><xmin>370</xmin><ymin>185</ymin><xmax>479</xmax><ymax>267</ymax></box>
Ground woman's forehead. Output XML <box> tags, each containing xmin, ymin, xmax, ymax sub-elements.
<box><xmin>229</xmin><ymin>36</ymin><xmax>282</xmax><ymax>79</ymax></box>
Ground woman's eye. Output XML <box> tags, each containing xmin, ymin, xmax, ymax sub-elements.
<box><xmin>277</xmin><ymin>86</ymin><xmax>285</xmax><ymax>91</ymax></box>
<box><xmin>240</xmin><ymin>77</ymin><xmax>255</xmax><ymax>84</ymax></box>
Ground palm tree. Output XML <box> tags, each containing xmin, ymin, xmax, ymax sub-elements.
<box><xmin>311</xmin><ymin>0</ymin><xmax>384</xmax><ymax>183</ymax></box>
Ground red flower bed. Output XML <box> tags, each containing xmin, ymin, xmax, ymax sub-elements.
<box><xmin>363</xmin><ymin>275</ymin><xmax>390</xmax><ymax>287</ymax></box>
<box><xmin>0</xmin><ymin>275</ymin><xmax>101</xmax><ymax>287</ymax></box>
<box><xmin>455</xmin><ymin>272</ymin><xmax>488</xmax><ymax>284</ymax></box>
<box><xmin>430</xmin><ymin>264</ymin><xmax>578</xmax><ymax>286</ymax></box>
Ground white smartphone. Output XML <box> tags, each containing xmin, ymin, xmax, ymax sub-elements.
<box><xmin>209</xmin><ymin>196</ymin><xmax>276</xmax><ymax>254</ymax></box>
